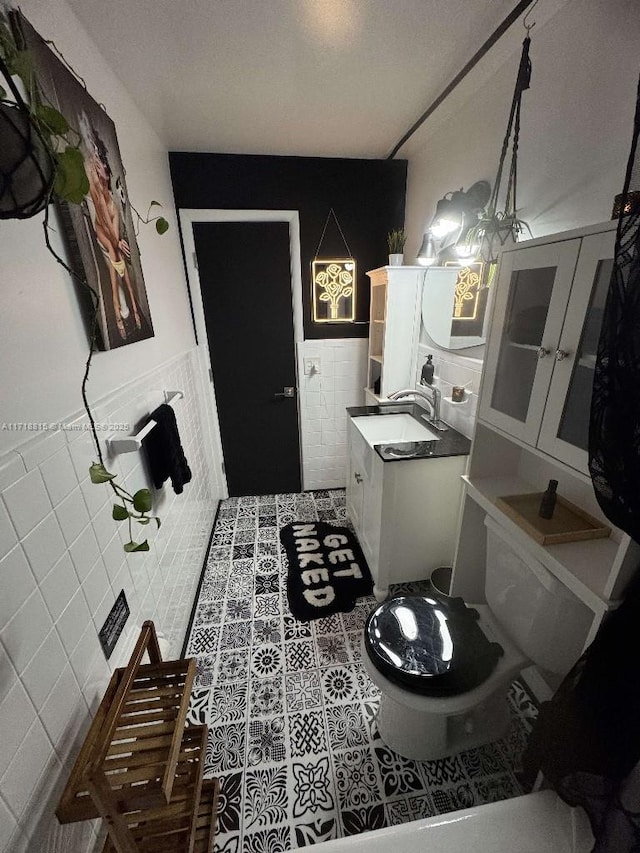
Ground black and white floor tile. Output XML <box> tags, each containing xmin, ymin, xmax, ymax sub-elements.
<box><xmin>185</xmin><ymin>490</ymin><xmax>538</xmax><ymax>851</ymax></box>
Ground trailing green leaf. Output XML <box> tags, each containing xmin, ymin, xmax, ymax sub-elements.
<box><xmin>112</xmin><ymin>504</ymin><xmax>129</xmax><ymax>521</ymax></box>
<box><xmin>89</xmin><ymin>462</ymin><xmax>116</xmax><ymax>483</ymax></box>
<box><xmin>54</xmin><ymin>146</ymin><xmax>89</xmax><ymax>204</ymax></box>
<box><xmin>155</xmin><ymin>217</ymin><xmax>169</xmax><ymax>235</ymax></box>
<box><xmin>133</xmin><ymin>489</ymin><xmax>152</xmax><ymax>513</ymax></box>
<box><xmin>35</xmin><ymin>103</ymin><xmax>69</xmax><ymax>135</ymax></box>
<box><xmin>11</xmin><ymin>49</ymin><xmax>33</xmax><ymax>84</ymax></box>
<box><xmin>136</xmin><ymin>517</ymin><xmax>151</xmax><ymax>525</ymax></box>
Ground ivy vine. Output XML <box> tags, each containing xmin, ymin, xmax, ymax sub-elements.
<box><xmin>1</xmin><ymin>11</ymin><xmax>168</xmax><ymax>551</ymax></box>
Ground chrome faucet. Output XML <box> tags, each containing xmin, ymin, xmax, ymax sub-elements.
<box><xmin>387</xmin><ymin>386</ymin><xmax>447</xmax><ymax>431</ymax></box>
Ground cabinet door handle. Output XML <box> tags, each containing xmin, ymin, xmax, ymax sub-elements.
<box><xmin>537</xmin><ymin>347</ymin><xmax>551</xmax><ymax>359</ymax></box>
<box><xmin>354</xmin><ymin>472</ymin><xmax>363</xmax><ymax>484</ymax></box>
<box><xmin>555</xmin><ymin>349</ymin><xmax>571</xmax><ymax>362</ymax></box>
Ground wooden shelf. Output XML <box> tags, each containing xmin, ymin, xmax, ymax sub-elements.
<box><xmin>56</xmin><ymin>621</ymin><xmax>220</xmax><ymax>853</ymax></box>
<box><xmin>495</xmin><ymin>492</ymin><xmax>610</xmax><ymax>545</ymax></box>
<box><xmin>463</xmin><ymin>474</ymin><xmax>619</xmax><ymax>615</ymax></box>
<box><xmin>57</xmin><ymin>657</ymin><xmax>196</xmax><ymax>823</ymax></box>
<box><xmin>193</xmin><ymin>779</ymin><xmax>220</xmax><ymax>853</ymax></box>
<box><xmin>369</xmin><ymin>354</ymin><xmax>383</xmax><ymax>364</ymax></box>
<box><xmin>102</xmin><ymin>726</ymin><xmax>215</xmax><ymax>853</ymax></box>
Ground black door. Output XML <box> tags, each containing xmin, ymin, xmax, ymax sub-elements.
<box><xmin>194</xmin><ymin>221</ymin><xmax>301</xmax><ymax>496</ymax></box>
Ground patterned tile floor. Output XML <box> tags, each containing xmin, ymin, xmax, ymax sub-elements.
<box><xmin>184</xmin><ymin>490</ymin><xmax>538</xmax><ymax>852</ymax></box>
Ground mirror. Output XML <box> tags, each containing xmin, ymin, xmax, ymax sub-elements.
<box><xmin>421</xmin><ymin>265</ymin><xmax>492</xmax><ymax>350</ymax></box>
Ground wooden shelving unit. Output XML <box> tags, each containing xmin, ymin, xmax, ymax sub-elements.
<box><xmin>56</xmin><ymin>621</ymin><xmax>220</xmax><ymax>853</ymax></box>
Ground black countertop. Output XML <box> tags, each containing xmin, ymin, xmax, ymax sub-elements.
<box><xmin>346</xmin><ymin>403</ymin><xmax>472</xmax><ymax>462</ymax></box>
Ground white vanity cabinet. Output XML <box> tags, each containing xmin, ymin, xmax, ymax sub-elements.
<box><xmin>347</xmin><ymin>417</ymin><xmax>468</xmax><ymax>600</ymax></box>
<box><xmin>454</xmin><ymin>221</ymin><xmax>640</xmax><ymax>682</ymax></box>
<box><xmin>480</xmin><ymin>222</ymin><xmax>616</xmax><ymax>476</ymax></box>
<box><xmin>346</xmin><ymin>420</ymin><xmax>383</xmax><ymax>567</ymax></box>
<box><xmin>365</xmin><ymin>266</ymin><xmax>424</xmax><ymax>405</ymax></box>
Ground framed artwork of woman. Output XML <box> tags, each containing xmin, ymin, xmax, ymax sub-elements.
<box><xmin>13</xmin><ymin>11</ymin><xmax>154</xmax><ymax>350</ymax></box>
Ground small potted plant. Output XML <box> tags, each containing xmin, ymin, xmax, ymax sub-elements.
<box><xmin>387</xmin><ymin>229</ymin><xmax>407</xmax><ymax>266</ymax></box>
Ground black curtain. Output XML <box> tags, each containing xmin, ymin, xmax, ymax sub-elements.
<box><xmin>524</xmin><ymin>75</ymin><xmax>640</xmax><ymax>853</ymax></box>
<box><xmin>589</xmin><ymin>76</ymin><xmax>640</xmax><ymax>540</ymax></box>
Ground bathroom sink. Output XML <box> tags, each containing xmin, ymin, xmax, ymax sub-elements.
<box><xmin>351</xmin><ymin>414</ymin><xmax>440</xmax><ymax>447</ymax></box>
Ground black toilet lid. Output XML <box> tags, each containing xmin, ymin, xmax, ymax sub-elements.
<box><xmin>364</xmin><ymin>595</ymin><xmax>504</xmax><ymax>696</ymax></box>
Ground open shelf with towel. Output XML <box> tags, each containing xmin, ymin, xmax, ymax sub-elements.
<box><xmin>107</xmin><ymin>391</ymin><xmax>184</xmax><ymax>454</ymax></box>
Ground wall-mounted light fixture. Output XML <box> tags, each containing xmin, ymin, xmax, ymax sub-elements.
<box><xmin>417</xmin><ymin>181</ymin><xmax>491</xmax><ymax>267</ymax></box>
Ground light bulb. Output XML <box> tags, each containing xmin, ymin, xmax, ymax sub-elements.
<box><xmin>456</xmin><ymin>241</ymin><xmax>480</xmax><ymax>260</ymax></box>
<box><xmin>431</xmin><ymin>218</ymin><xmax>459</xmax><ymax>239</ymax></box>
<box><xmin>416</xmin><ymin>232</ymin><xmax>437</xmax><ymax>266</ymax></box>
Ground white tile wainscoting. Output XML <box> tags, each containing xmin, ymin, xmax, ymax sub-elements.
<box><xmin>415</xmin><ymin>345</ymin><xmax>483</xmax><ymax>440</ymax></box>
<box><xmin>0</xmin><ymin>349</ymin><xmax>221</xmax><ymax>852</ymax></box>
<box><xmin>297</xmin><ymin>339</ymin><xmax>479</xmax><ymax>489</ymax></box>
<box><xmin>298</xmin><ymin>339</ymin><xmax>368</xmax><ymax>491</ymax></box>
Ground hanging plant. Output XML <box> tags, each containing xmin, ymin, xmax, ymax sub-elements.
<box><xmin>464</xmin><ymin>34</ymin><xmax>535</xmax><ymax>266</ymax></box>
<box><xmin>0</xmin><ymin>15</ymin><xmax>90</xmax><ymax>212</ymax></box>
<box><xmin>0</xmin><ymin>24</ymin><xmax>55</xmax><ymax>218</ymax></box>
<box><xmin>1</xmin><ymin>11</ymin><xmax>169</xmax><ymax>551</ymax></box>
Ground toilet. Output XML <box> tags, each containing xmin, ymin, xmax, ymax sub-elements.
<box><xmin>363</xmin><ymin>516</ymin><xmax>593</xmax><ymax>760</ymax></box>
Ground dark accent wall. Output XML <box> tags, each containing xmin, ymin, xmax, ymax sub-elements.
<box><xmin>169</xmin><ymin>153</ymin><xmax>407</xmax><ymax>339</ymax></box>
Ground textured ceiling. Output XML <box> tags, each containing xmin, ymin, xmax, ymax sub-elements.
<box><xmin>67</xmin><ymin>0</ymin><xmax>524</xmax><ymax>158</ymax></box>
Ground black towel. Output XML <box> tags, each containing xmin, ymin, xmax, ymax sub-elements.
<box><xmin>142</xmin><ymin>404</ymin><xmax>192</xmax><ymax>494</ymax></box>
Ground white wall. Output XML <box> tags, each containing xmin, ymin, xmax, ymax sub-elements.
<box><xmin>402</xmin><ymin>0</ymin><xmax>639</xmax><ymax>387</ymax></box>
<box><xmin>0</xmin><ymin>0</ymin><xmax>197</xmax><ymax>456</ymax></box>
<box><xmin>0</xmin><ymin>1</ymin><xmax>222</xmax><ymax>850</ymax></box>
<box><xmin>404</xmin><ymin>0</ymin><xmax>639</xmax><ymax>256</ymax></box>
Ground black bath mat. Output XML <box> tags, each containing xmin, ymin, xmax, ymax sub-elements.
<box><xmin>280</xmin><ymin>521</ymin><xmax>373</xmax><ymax>622</ymax></box>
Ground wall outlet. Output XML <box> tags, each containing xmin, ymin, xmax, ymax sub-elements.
<box><xmin>304</xmin><ymin>358</ymin><xmax>321</xmax><ymax>376</ymax></box>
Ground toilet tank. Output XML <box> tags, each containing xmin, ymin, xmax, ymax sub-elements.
<box><xmin>484</xmin><ymin>516</ymin><xmax>593</xmax><ymax>675</ymax></box>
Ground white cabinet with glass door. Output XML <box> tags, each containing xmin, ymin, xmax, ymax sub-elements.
<box><xmin>537</xmin><ymin>229</ymin><xmax>615</xmax><ymax>471</ymax></box>
<box><xmin>452</xmin><ymin>221</ymin><xmax>640</xmax><ymax>689</ymax></box>
<box><xmin>480</xmin><ymin>221</ymin><xmax>616</xmax><ymax>476</ymax></box>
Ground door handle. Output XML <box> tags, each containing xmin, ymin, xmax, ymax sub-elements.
<box><xmin>274</xmin><ymin>386</ymin><xmax>295</xmax><ymax>399</ymax></box>
<box><xmin>537</xmin><ymin>347</ymin><xmax>551</xmax><ymax>359</ymax></box>
<box><xmin>555</xmin><ymin>349</ymin><xmax>571</xmax><ymax>362</ymax></box>
<box><xmin>354</xmin><ymin>472</ymin><xmax>363</xmax><ymax>484</ymax></box>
